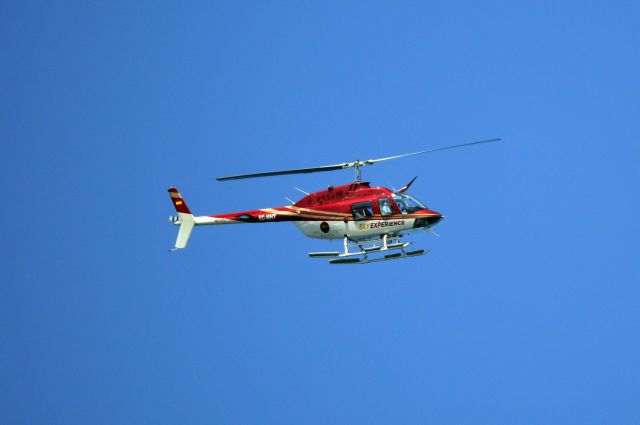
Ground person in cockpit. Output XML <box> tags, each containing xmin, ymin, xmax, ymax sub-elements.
<box><xmin>380</xmin><ymin>199</ymin><xmax>393</xmax><ymax>215</ymax></box>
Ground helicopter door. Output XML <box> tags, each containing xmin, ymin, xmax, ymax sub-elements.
<box><xmin>351</xmin><ymin>201</ymin><xmax>374</xmax><ymax>220</ymax></box>
<box><xmin>378</xmin><ymin>197</ymin><xmax>394</xmax><ymax>216</ymax></box>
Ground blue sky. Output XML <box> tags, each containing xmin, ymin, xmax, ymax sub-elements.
<box><xmin>2</xmin><ymin>1</ymin><xmax>639</xmax><ymax>424</ymax></box>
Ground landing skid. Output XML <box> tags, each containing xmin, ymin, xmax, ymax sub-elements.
<box><xmin>309</xmin><ymin>235</ymin><xmax>430</xmax><ymax>265</ymax></box>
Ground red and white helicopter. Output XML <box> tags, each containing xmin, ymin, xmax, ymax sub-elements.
<box><xmin>168</xmin><ymin>138</ymin><xmax>499</xmax><ymax>264</ymax></box>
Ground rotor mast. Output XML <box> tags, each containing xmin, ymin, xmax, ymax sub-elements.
<box><xmin>354</xmin><ymin>161</ymin><xmax>362</xmax><ymax>182</ymax></box>
<box><xmin>350</xmin><ymin>159</ymin><xmax>375</xmax><ymax>182</ymax></box>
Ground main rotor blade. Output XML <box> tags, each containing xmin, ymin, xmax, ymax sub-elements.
<box><xmin>216</xmin><ymin>138</ymin><xmax>501</xmax><ymax>181</ymax></box>
<box><xmin>216</xmin><ymin>163</ymin><xmax>349</xmax><ymax>181</ymax></box>
<box><xmin>368</xmin><ymin>138</ymin><xmax>501</xmax><ymax>164</ymax></box>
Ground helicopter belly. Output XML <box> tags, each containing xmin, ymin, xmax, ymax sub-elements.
<box><xmin>294</xmin><ymin>218</ymin><xmax>417</xmax><ymax>240</ymax></box>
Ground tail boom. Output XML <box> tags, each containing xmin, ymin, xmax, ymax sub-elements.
<box><xmin>167</xmin><ymin>187</ymin><xmax>351</xmax><ymax>249</ymax></box>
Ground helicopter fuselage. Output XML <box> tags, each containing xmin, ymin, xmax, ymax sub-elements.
<box><xmin>184</xmin><ymin>181</ymin><xmax>443</xmax><ymax>241</ymax></box>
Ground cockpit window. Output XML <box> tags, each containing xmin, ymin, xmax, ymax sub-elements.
<box><xmin>351</xmin><ymin>201</ymin><xmax>374</xmax><ymax>220</ymax></box>
<box><xmin>393</xmin><ymin>197</ymin><xmax>408</xmax><ymax>214</ymax></box>
<box><xmin>392</xmin><ymin>193</ymin><xmax>427</xmax><ymax>214</ymax></box>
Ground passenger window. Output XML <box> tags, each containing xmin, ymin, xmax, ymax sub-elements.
<box><xmin>351</xmin><ymin>201</ymin><xmax>374</xmax><ymax>220</ymax></box>
<box><xmin>378</xmin><ymin>198</ymin><xmax>393</xmax><ymax>216</ymax></box>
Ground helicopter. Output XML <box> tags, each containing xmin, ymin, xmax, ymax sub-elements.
<box><xmin>168</xmin><ymin>138</ymin><xmax>500</xmax><ymax>264</ymax></box>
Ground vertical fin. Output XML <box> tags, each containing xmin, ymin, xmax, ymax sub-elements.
<box><xmin>168</xmin><ymin>187</ymin><xmax>195</xmax><ymax>250</ymax></box>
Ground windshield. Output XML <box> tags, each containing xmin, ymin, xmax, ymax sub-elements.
<box><xmin>392</xmin><ymin>193</ymin><xmax>427</xmax><ymax>214</ymax></box>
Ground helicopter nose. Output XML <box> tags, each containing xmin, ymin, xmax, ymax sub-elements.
<box><xmin>426</xmin><ymin>213</ymin><xmax>443</xmax><ymax>226</ymax></box>
<box><xmin>412</xmin><ymin>210</ymin><xmax>443</xmax><ymax>229</ymax></box>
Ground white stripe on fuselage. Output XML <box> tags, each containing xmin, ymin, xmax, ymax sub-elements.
<box><xmin>294</xmin><ymin>218</ymin><xmax>418</xmax><ymax>240</ymax></box>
